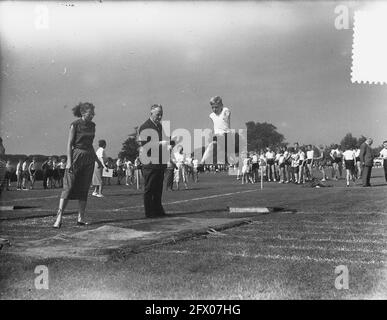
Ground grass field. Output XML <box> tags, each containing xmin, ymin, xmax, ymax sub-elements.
<box><xmin>0</xmin><ymin>168</ymin><xmax>386</xmax><ymax>299</ymax></box>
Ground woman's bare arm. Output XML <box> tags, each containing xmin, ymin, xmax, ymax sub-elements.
<box><xmin>66</xmin><ymin>125</ymin><xmax>75</xmax><ymax>170</ymax></box>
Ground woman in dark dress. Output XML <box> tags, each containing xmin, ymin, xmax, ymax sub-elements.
<box><xmin>53</xmin><ymin>102</ymin><xmax>102</xmax><ymax>228</ymax></box>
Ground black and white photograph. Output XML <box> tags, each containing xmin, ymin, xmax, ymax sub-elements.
<box><xmin>0</xmin><ymin>0</ymin><xmax>386</xmax><ymax>303</ymax></box>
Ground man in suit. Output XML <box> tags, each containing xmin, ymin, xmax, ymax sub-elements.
<box><xmin>359</xmin><ymin>138</ymin><xmax>374</xmax><ymax>187</ymax></box>
<box><xmin>138</xmin><ymin>104</ymin><xmax>171</xmax><ymax>218</ymax></box>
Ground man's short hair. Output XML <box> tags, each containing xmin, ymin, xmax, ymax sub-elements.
<box><xmin>210</xmin><ymin>96</ymin><xmax>223</xmax><ymax>106</ymax></box>
<box><xmin>383</xmin><ymin>140</ymin><xmax>387</xmax><ymax>144</ymax></box>
<box><xmin>151</xmin><ymin>104</ymin><xmax>163</xmax><ymax>110</ymax></box>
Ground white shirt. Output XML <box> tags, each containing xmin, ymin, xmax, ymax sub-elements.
<box><xmin>209</xmin><ymin>107</ymin><xmax>231</xmax><ymax>135</ymax></box>
<box><xmin>96</xmin><ymin>147</ymin><xmax>106</xmax><ymax>162</ymax></box>
<box><xmin>22</xmin><ymin>161</ymin><xmax>28</xmax><ymax>171</ymax></box>
<box><xmin>173</xmin><ymin>152</ymin><xmax>185</xmax><ymax>165</ymax></box>
<box><xmin>343</xmin><ymin>150</ymin><xmax>355</xmax><ymax>161</ymax></box>
<box><xmin>259</xmin><ymin>155</ymin><xmax>266</xmax><ymax>165</ymax></box>
<box><xmin>242</xmin><ymin>158</ymin><xmax>250</xmax><ymax>167</ymax></box>
<box><xmin>306</xmin><ymin>150</ymin><xmax>314</xmax><ymax>160</ymax></box>
<box><xmin>192</xmin><ymin>159</ymin><xmax>199</xmax><ymax>168</ymax></box>
<box><xmin>185</xmin><ymin>157</ymin><xmax>193</xmax><ymax>166</ymax></box>
<box><xmin>265</xmin><ymin>151</ymin><xmax>275</xmax><ymax>159</ymax></box>
<box><xmin>125</xmin><ymin>160</ymin><xmax>133</xmax><ymax>168</ymax></box>
<box><xmin>380</xmin><ymin>148</ymin><xmax>387</xmax><ymax>159</ymax></box>
<box><xmin>330</xmin><ymin>149</ymin><xmax>342</xmax><ymax>159</ymax></box>
<box><xmin>291</xmin><ymin>153</ymin><xmax>300</xmax><ymax>167</ymax></box>
<box><xmin>355</xmin><ymin>149</ymin><xmax>361</xmax><ymax>158</ymax></box>
<box><xmin>298</xmin><ymin>151</ymin><xmax>305</xmax><ymax>161</ymax></box>
<box><xmin>252</xmin><ymin>155</ymin><xmax>258</xmax><ymax>163</ymax></box>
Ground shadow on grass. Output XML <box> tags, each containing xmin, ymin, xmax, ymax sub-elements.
<box><xmin>167</xmin><ymin>187</ymin><xmax>211</xmax><ymax>192</ymax></box>
<box><xmin>86</xmin><ymin>207</ymin><xmax>298</xmax><ymax>226</ymax></box>
<box><xmin>102</xmin><ymin>193</ymin><xmax>143</xmax><ymax>197</ymax></box>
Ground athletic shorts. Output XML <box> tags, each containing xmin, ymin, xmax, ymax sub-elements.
<box><xmin>306</xmin><ymin>159</ymin><xmax>312</xmax><ymax>164</ymax></box>
<box><xmin>355</xmin><ymin>157</ymin><xmax>360</xmax><ymax>162</ymax></box>
<box><xmin>251</xmin><ymin>163</ymin><xmax>258</xmax><ymax>170</ymax></box>
<box><xmin>267</xmin><ymin>159</ymin><xmax>274</xmax><ymax>166</ymax></box>
<box><xmin>334</xmin><ymin>158</ymin><xmax>342</xmax><ymax>164</ymax></box>
<box><xmin>344</xmin><ymin>160</ymin><xmax>355</xmax><ymax>170</ymax></box>
<box><xmin>298</xmin><ymin>160</ymin><xmax>305</xmax><ymax>167</ymax></box>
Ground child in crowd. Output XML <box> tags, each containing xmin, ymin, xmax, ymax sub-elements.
<box><xmin>21</xmin><ymin>158</ymin><xmax>29</xmax><ymax>190</ymax></box>
<box><xmin>28</xmin><ymin>157</ymin><xmax>37</xmax><ymax>190</ymax></box>
<box><xmin>343</xmin><ymin>146</ymin><xmax>356</xmax><ymax>187</ymax></box>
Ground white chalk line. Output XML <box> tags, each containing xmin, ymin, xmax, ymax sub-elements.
<box><xmin>246</xmin><ymin>220</ymin><xmax>387</xmax><ymax>227</ymax></box>
<box><xmin>0</xmin><ymin>195</ymin><xmax>58</xmax><ymax>203</ymax></box>
<box><xmin>226</xmin><ymin>235</ymin><xmax>387</xmax><ymax>245</ymax></box>
<box><xmin>239</xmin><ymin>225</ymin><xmax>387</xmax><ymax>235</ymax></box>
<box><xmin>150</xmin><ymin>250</ymin><xmax>385</xmax><ymax>266</ymax></box>
<box><xmin>0</xmin><ymin>188</ymin><xmax>260</xmax><ymax>215</ymax></box>
<box><xmin>200</xmin><ymin>241</ymin><xmax>387</xmax><ymax>255</ymax></box>
<box><xmin>223</xmin><ymin>229</ymin><xmax>387</xmax><ymax>239</ymax></box>
<box><xmin>111</xmin><ymin>188</ymin><xmax>260</xmax><ymax>212</ymax></box>
<box><xmin>296</xmin><ymin>211</ymin><xmax>387</xmax><ymax>216</ymax></box>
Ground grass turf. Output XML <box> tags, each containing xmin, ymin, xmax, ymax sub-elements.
<box><xmin>0</xmin><ymin>168</ymin><xmax>386</xmax><ymax>299</ymax></box>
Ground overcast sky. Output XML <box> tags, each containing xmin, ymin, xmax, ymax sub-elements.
<box><xmin>0</xmin><ymin>1</ymin><xmax>386</xmax><ymax>156</ymax></box>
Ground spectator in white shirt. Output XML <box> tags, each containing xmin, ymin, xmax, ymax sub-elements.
<box><xmin>306</xmin><ymin>145</ymin><xmax>314</xmax><ymax>181</ymax></box>
<box><xmin>92</xmin><ymin>139</ymin><xmax>108</xmax><ymax>197</ymax></box>
<box><xmin>265</xmin><ymin>147</ymin><xmax>276</xmax><ymax>182</ymax></box>
<box><xmin>354</xmin><ymin>147</ymin><xmax>362</xmax><ymax>180</ymax></box>
<box><xmin>343</xmin><ymin>146</ymin><xmax>356</xmax><ymax>187</ymax></box>
<box><xmin>379</xmin><ymin>140</ymin><xmax>387</xmax><ymax>182</ymax></box>
<box><xmin>330</xmin><ymin>145</ymin><xmax>343</xmax><ymax>180</ymax></box>
<box><xmin>21</xmin><ymin>158</ymin><xmax>29</xmax><ymax>190</ymax></box>
<box><xmin>297</xmin><ymin>147</ymin><xmax>306</xmax><ymax>184</ymax></box>
<box><xmin>173</xmin><ymin>145</ymin><xmax>188</xmax><ymax>190</ymax></box>
<box><xmin>15</xmin><ymin>159</ymin><xmax>23</xmax><ymax>190</ymax></box>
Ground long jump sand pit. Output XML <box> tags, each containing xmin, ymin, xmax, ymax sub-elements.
<box><xmin>6</xmin><ymin>216</ymin><xmax>253</xmax><ymax>261</ymax></box>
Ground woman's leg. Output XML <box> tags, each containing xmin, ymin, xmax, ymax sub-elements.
<box><xmin>77</xmin><ymin>200</ymin><xmax>87</xmax><ymax>223</ymax></box>
<box><xmin>53</xmin><ymin>198</ymin><xmax>69</xmax><ymax>227</ymax></box>
<box><xmin>345</xmin><ymin>169</ymin><xmax>351</xmax><ymax>187</ymax></box>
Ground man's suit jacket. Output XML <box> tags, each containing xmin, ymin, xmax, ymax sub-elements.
<box><xmin>138</xmin><ymin>118</ymin><xmax>165</xmax><ymax>169</ymax></box>
<box><xmin>359</xmin><ymin>142</ymin><xmax>374</xmax><ymax>167</ymax></box>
